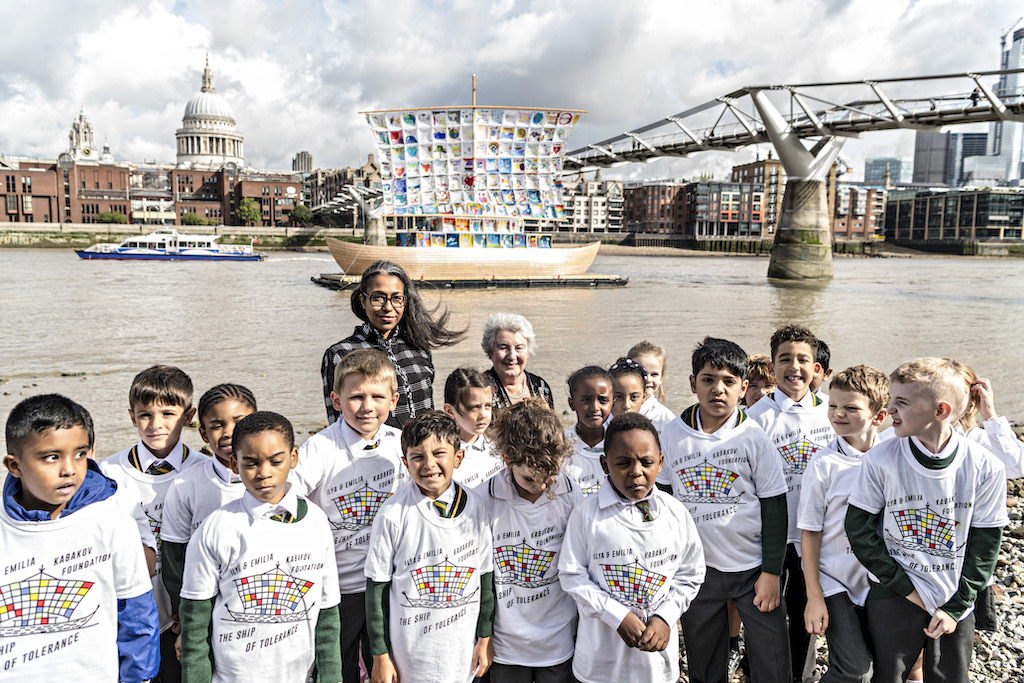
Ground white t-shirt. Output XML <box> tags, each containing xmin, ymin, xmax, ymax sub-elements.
<box><xmin>0</xmin><ymin>494</ymin><xmax>151</xmax><ymax>682</ymax></box>
<box><xmin>100</xmin><ymin>439</ymin><xmax>204</xmax><ymax>631</ymax></box>
<box><xmin>847</xmin><ymin>433</ymin><xmax>1009</xmax><ymax>618</ymax></box>
<box><xmin>454</xmin><ymin>436</ymin><xmax>505</xmax><ymax>490</ymax></box>
<box><xmin>180</xmin><ymin>487</ymin><xmax>340</xmax><ymax>683</ymax></box>
<box><xmin>364</xmin><ymin>480</ymin><xmax>493</xmax><ymax>683</ymax></box>
<box><xmin>558</xmin><ymin>482</ymin><xmax>705</xmax><ymax>683</ymax></box>
<box><xmin>640</xmin><ymin>395</ymin><xmax>676</xmax><ymax>434</ymax></box>
<box><xmin>563</xmin><ymin>426</ymin><xmax>605</xmax><ymax>497</ymax></box>
<box><xmin>746</xmin><ymin>391</ymin><xmax>835</xmax><ymax>549</ymax></box>
<box><xmin>659</xmin><ymin>406</ymin><xmax>788</xmax><ymax>572</ymax></box>
<box><xmin>797</xmin><ymin>436</ymin><xmax>871</xmax><ymax>606</ymax></box>
<box><xmin>162</xmin><ymin>457</ymin><xmax>245</xmax><ymax>544</ymax></box>
<box><xmin>291</xmin><ymin>419</ymin><xmax>404</xmax><ymax>595</ymax></box>
<box><xmin>483</xmin><ymin>470</ymin><xmax>582</xmax><ymax>667</ymax></box>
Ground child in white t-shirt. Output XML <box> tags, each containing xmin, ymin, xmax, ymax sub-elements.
<box><xmin>444</xmin><ymin>367</ymin><xmax>504</xmax><ymax>489</ymax></box>
<box><xmin>485</xmin><ymin>400</ymin><xmax>582</xmax><ymax>682</ymax></box>
<box><xmin>180</xmin><ymin>411</ymin><xmax>341</xmax><ymax>683</ymax></box>
<box><xmin>161</xmin><ymin>384</ymin><xmax>256</xmax><ymax>639</ymax></box>
<box><xmin>365</xmin><ymin>411</ymin><xmax>494</xmax><ymax>683</ymax></box>
<box><xmin>559</xmin><ymin>413</ymin><xmax>705</xmax><ymax>683</ymax></box>
<box><xmin>799</xmin><ymin>365</ymin><xmax>889</xmax><ymax>683</ymax></box>
<box><xmin>291</xmin><ymin>349</ymin><xmax>404</xmax><ymax>683</ymax></box>
<box><xmin>563</xmin><ymin>366</ymin><xmax>613</xmax><ymax>497</ymax></box>
<box><xmin>629</xmin><ymin>340</ymin><xmax>676</xmax><ymax>432</ymax></box>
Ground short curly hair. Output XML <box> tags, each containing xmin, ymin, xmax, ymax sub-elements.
<box><xmin>490</xmin><ymin>399</ymin><xmax>569</xmax><ymax>497</ymax></box>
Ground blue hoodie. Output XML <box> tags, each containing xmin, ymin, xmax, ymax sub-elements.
<box><xmin>3</xmin><ymin>460</ymin><xmax>161</xmax><ymax>682</ymax></box>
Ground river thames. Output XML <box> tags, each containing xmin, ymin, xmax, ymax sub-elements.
<box><xmin>1</xmin><ymin>248</ymin><xmax>1022</xmax><ymax>456</ymax></box>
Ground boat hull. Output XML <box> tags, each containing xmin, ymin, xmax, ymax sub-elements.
<box><xmin>75</xmin><ymin>250</ymin><xmax>262</xmax><ymax>261</ymax></box>
<box><xmin>326</xmin><ymin>238</ymin><xmax>599</xmax><ymax>279</ymax></box>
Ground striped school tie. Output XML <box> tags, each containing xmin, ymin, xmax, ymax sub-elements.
<box><xmin>269</xmin><ymin>510</ymin><xmax>294</xmax><ymax>523</ymax></box>
<box><xmin>364</xmin><ymin>440</ymin><xmax>380</xmax><ymax>451</ymax></box>
<box><xmin>145</xmin><ymin>460</ymin><xmax>175</xmax><ymax>475</ymax></box>
<box><xmin>432</xmin><ymin>500</ymin><xmax>448</xmax><ymax>517</ymax></box>
<box><xmin>635</xmin><ymin>500</ymin><xmax>654</xmax><ymax>522</ymax></box>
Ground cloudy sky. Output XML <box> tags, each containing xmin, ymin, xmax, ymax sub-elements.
<box><xmin>0</xmin><ymin>0</ymin><xmax>1018</xmax><ymax>181</ymax></box>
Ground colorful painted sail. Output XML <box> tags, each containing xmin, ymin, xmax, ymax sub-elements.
<box><xmin>0</xmin><ymin>569</ymin><xmax>97</xmax><ymax>635</ymax></box>
<box><xmin>677</xmin><ymin>461</ymin><xmax>741</xmax><ymax>503</ymax></box>
<box><xmin>230</xmin><ymin>566</ymin><xmax>314</xmax><ymax>623</ymax></box>
<box><xmin>494</xmin><ymin>541</ymin><xmax>557</xmax><ymax>586</ymax></box>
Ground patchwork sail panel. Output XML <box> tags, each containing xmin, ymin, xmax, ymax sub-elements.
<box><xmin>0</xmin><ymin>569</ymin><xmax>98</xmax><ymax>635</ymax></box>
<box><xmin>888</xmin><ymin>505</ymin><xmax>961</xmax><ymax>559</ymax></box>
<box><xmin>229</xmin><ymin>567</ymin><xmax>314</xmax><ymax>623</ymax></box>
<box><xmin>331</xmin><ymin>485</ymin><xmax>392</xmax><ymax>530</ymax></box>
<box><xmin>677</xmin><ymin>461</ymin><xmax>741</xmax><ymax>503</ymax></box>
<box><xmin>494</xmin><ymin>541</ymin><xmax>557</xmax><ymax>587</ymax></box>
<box><xmin>601</xmin><ymin>559</ymin><xmax>667</xmax><ymax>614</ymax></box>
<box><xmin>778</xmin><ymin>438</ymin><xmax>823</xmax><ymax>474</ymax></box>
<box><xmin>402</xmin><ymin>558</ymin><xmax>478</xmax><ymax>608</ymax></box>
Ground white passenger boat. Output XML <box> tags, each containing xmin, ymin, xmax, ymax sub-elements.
<box><xmin>75</xmin><ymin>229</ymin><xmax>263</xmax><ymax>261</ymax></box>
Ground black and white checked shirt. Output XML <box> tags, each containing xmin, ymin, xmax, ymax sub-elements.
<box><xmin>321</xmin><ymin>323</ymin><xmax>435</xmax><ymax>428</ymax></box>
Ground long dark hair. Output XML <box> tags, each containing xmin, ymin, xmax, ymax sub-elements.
<box><xmin>350</xmin><ymin>260</ymin><xmax>465</xmax><ymax>350</ymax></box>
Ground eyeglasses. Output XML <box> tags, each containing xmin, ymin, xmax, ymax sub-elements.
<box><xmin>363</xmin><ymin>292</ymin><xmax>407</xmax><ymax>309</ymax></box>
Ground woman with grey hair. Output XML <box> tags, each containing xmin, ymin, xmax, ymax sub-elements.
<box><xmin>481</xmin><ymin>312</ymin><xmax>554</xmax><ymax>410</ymax></box>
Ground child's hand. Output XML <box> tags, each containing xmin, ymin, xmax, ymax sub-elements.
<box><xmin>371</xmin><ymin>653</ymin><xmax>399</xmax><ymax>683</ymax></box>
<box><xmin>972</xmin><ymin>378</ymin><xmax>997</xmax><ymax>421</ymax></box>
<box><xmin>616</xmin><ymin>612</ymin><xmax>646</xmax><ymax>647</ymax></box>
<box><xmin>804</xmin><ymin>595</ymin><xmax>829</xmax><ymax>635</ymax></box>
<box><xmin>174</xmin><ymin>633</ymin><xmax>182</xmax><ymax>661</ymax></box>
<box><xmin>753</xmin><ymin>571</ymin><xmax>781</xmax><ymax>612</ymax></box>
<box><xmin>924</xmin><ymin>609</ymin><xmax>958</xmax><ymax>639</ymax></box>
<box><xmin>636</xmin><ymin>615</ymin><xmax>671</xmax><ymax>652</ymax></box>
<box><xmin>470</xmin><ymin>636</ymin><xmax>493</xmax><ymax>678</ymax></box>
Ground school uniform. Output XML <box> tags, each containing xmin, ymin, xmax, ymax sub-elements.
<box><xmin>291</xmin><ymin>418</ymin><xmax>404</xmax><ymax>683</ymax></box>
<box><xmin>797</xmin><ymin>436</ymin><xmax>874</xmax><ymax>683</ymax></box>
<box><xmin>180</xmin><ymin>486</ymin><xmax>341</xmax><ymax>683</ymax></box>
<box><xmin>847</xmin><ymin>433</ymin><xmax>1008</xmax><ymax>683</ymax></box>
<box><xmin>563</xmin><ymin>426</ymin><xmax>605</xmax><ymax>498</ymax></box>
<box><xmin>747</xmin><ymin>390</ymin><xmax>834</xmax><ymax>681</ymax></box>
<box><xmin>455</xmin><ymin>435</ymin><xmax>505</xmax><ymax>490</ymax></box>
<box><xmin>483</xmin><ymin>471</ymin><xmax>582</xmax><ymax>681</ymax></box>
<box><xmin>0</xmin><ymin>461</ymin><xmax>158</xmax><ymax>682</ymax></box>
<box><xmin>100</xmin><ymin>439</ymin><xmax>204</xmax><ymax>683</ymax></box>
<box><xmin>364</xmin><ymin>480</ymin><xmax>493</xmax><ymax>683</ymax></box>
<box><xmin>660</xmin><ymin>406</ymin><xmax>790</xmax><ymax>683</ymax></box>
<box><xmin>558</xmin><ymin>481</ymin><xmax>705</xmax><ymax>683</ymax></box>
<box><xmin>640</xmin><ymin>395</ymin><xmax>676</xmax><ymax>434</ymax></box>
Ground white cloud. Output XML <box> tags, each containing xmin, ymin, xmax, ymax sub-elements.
<box><xmin>0</xmin><ymin>0</ymin><xmax>1019</xmax><ymax>176</ymax></box>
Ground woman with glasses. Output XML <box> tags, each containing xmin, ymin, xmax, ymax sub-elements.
<box><xmin>481</xmin><ymin>312</ymin><xmax>555</xmax><ymax>411</ymax></box>
<box><xmin>321</xmin><ymin>260</ymin><xmax>463</xmax><ymax>427</ymax></box>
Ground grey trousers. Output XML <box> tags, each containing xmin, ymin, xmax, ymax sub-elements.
<box><xmin>680</xmin><ymin>566</ymin><xmax>792</xmax><ymax>683</ymax></box>
<box><xmin>865</xmin><ymin>594</ymin><xmax>975</xmax><ymax>683</ymax></box>
<box><xmin>820</xmin><ymin>592</ymin><xmax>872</xmax><ymax>683</ymax></box>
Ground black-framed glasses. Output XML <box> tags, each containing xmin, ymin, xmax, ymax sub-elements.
<box><xmin>363</xmin><ymin>292</ymin><xmax>407</xmax><ymax>309</ymax></box>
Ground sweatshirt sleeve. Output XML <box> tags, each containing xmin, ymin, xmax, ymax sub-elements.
<box><xmin>365</xmin><ymin>578</ymin><xmax>392</xmax><ymax>655</ymax></box>
<box><xmin>651</xmin><ymin>505</ymin><xmax>706</xmax><ymax>625</ymax></box>
<box><xmin>941</xmin><ymin>526</ymin><xmax>1003</xmax><ymax>620</ymax></box>
<box><xmin>117</xmin><ymin>591</ymin><xmax>160</xmax><ymax>683</ymax></box>
<box><xmin>845</xmin><ymin>505</ymin><xmax>915</xmax><ymax>598</ymax></box>
<box><xmin>162</xmin><ymin>540</ymin><xmax>187</xmax><ymax>615</ymax></box>
<box><xmin>476</xmin><ymin>571</ymin><xmax>495</xmax><ymax>638</ymax></box>
<box><xmin>180</xmin><ymin>597</ymin><xmax>215</xmax><ymax>683</ymax></box>
<box><xmin>315</xmin><ymin>604</ymin><xmax>343</xmax><ymax>683</ymax></box>
<box><xmin>759</xmin><ymin>493</ymin><xmax>788</xmax><ymax>575</ymax></box>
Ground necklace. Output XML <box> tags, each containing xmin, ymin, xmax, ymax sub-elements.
<box><xmin>507</xmin><ymin>379</ymin><xmax>529</xmax><ymax>400</ymax></box>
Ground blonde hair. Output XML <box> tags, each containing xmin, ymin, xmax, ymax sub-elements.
<box><xmin>829</xmin><ymin>365</ymin><xmax>889</xmax><ymax>414</ymax></box>
<box><xmin>889</xmin><ymin>357</ymin><xmax>967</xmax><ymax>419</ymax></box>
<box><xmin>746</xmin><ymin>354</ymin><xmax>776</xmax><ymax>388</ymax></box>
<box><xmin>627</xmin><ymin>340</ymin><xmax>667</xmax><ymax>402</ymax></box>
<box><xmin>333</xmin><ymin>349</ymin><xmax>398</xmax><ymax>394</ymax></box>
<box><xmin>944</xmin><ymin>358</ymin><xmax>978</xmax><ymax>430</ymax></box>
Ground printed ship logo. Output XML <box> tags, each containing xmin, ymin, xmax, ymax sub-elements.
<box><xmin>228</xmin><ymin>565</ymin><xmax>314</xmax><ymax>623</ymax></box>
<box><xmin>779</xmin><ymin>439</ymin><xmax>823</xmax><ymax>474</ymax></box>
<box><xmin>602</xmin><ymin>559</ymin><xmax>667</xmax><ymax>617</ymax></box>
<box><xmin>494</xmin><ymin>541</ymin><xmax>557</xmax><ymax>587</ymax></box>
<box><xmin>887</xmin><ymin>504</ymin><xmax>963</xmax><ymax>559</ymax></box>
<box><xmin>0</xmin><ymin>568</ymin><xmax>98</xmax><ymax>636</ymax></box>
<box><xmin>677</xmin><ymin>461</ymin><xmax>741</xmax><ymax>504</ymax></box>
<box><xmin>331</xmin><ymin>485</ymin><xmax>392</xmax><ymax>531</ymax></box>
<box><xmin>402</xmin><ymin>558</ymin><xmax>478</xmax><ymax>609</ymax></box>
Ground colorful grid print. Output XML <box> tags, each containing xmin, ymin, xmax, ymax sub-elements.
<box><xmin>891</xmin><ymin>506</ymin><xmax>958</xmax><ymax>551</ymax></box>
<box><xmin>0</xmin><ymin>574</ymin><xmax>93</xmax><ymax>626</ymax></box>
<box><xmin>494</xmin><ymin>542</ymin><xmax>556</xmax><ymax>582</ymax></box>
<box><xmin>412</xmin><ymin>561</ymin><xmax>474</xmax><ymax>601</ymax></box>
<box><xmin>678</xmin><ymin>463</ymin><xmax>739</xmax><ymax>497</ymax></box>
<box><xmin>779</xmin><ymin>439</ymin><xmax>821</xmax><ymax>472</ymax></box>
<box><xmin>333</xmin><ymin>485</ymin><xmax>392</xmax><ymax>526</ymax></box>
<box><xmin>233</xmin><ymin>571</ymin><xmax>314</xmax><ymax>616</ymax></box>
<box><xmin>601</xmin><ymin>560</ymin><xmax>667</xmax><ymax>609</ymax></box>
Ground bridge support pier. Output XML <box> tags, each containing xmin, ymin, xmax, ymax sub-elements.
<box><xmin>767</xmin><ymin>178</ymin><xmax>833</xmax><ymax>279</ymax></box>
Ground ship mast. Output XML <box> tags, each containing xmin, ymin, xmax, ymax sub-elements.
<box><xmin>472</xmin><ymin>74</ymin><xmax>476</xmax><ymax>107</ymax></box>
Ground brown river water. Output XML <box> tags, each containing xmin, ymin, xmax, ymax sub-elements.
<box><xmin>1</xmin><ymin>249</ymin><xmax>1022</xmax><ymax>459</ymax></box>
